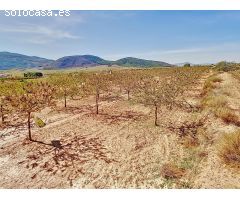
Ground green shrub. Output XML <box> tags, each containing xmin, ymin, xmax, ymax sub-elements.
<box><xmin>215</xmin><ymin>61</ymin><xmax>239</xmax><ymax>72</ymax></box>
<box><xmin>183</xmin><ymin>63</ymin><xmax>191</xmax><ymax>67</ymax></box>
<box><xmin>24</xmin><ymin>72</ymin><xmax>43</xmax><ymax>78</ymax></box>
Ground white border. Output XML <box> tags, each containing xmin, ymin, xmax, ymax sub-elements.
<box><xmin>0</xmin><ymin>0</ymin><xmax>240</xmax><ymax>10</ymax></box>
<box><xmin>0</xmin><ymin>0</ymin><xmax>239</xmax><ymax>199</ymax></box>
<box><xmin>1</xmin><ymin>189</ymin><xmax>238</xmax><ymax>200</ymax></box>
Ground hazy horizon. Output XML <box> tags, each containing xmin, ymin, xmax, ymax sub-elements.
<box><xmin>1</xmin><ymin>10</ymin><xmax>240</xmax><ymax>64</ymax></box>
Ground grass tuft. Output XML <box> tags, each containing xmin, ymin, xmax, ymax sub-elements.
<box><xmin>201</xmin><ymin>75</ymin><xmax>222</xmax><ymax>96</ymax></box>
<box><xmin>161</xmin><ymin>163</ymin><xmax>186</xmax><ymax>180</ymax></box>
<box><xmin>215</xmin><ymin>107</ymin><xmax>240</xmax><ymax>126</ymax></box>
<box><xmin>217</xmin><ymin>131</ymin><xmax>240</xmax><ymax>168</ymax></box>
<box><xmin>201</xmin><ymin>95</ymin><xmax>227</xmax><ymax>109</ymax></box>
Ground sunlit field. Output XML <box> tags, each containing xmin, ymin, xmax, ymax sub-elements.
<box><xmin>1</xmin><ymin>64</ymin><xmax>240</xmax><ymax>188</ymax></box>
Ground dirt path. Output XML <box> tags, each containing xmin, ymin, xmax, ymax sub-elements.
<box><xmin>193</xmin><ymin>72</ymin><xmax>240</xmax><ymax>189</ymax></box>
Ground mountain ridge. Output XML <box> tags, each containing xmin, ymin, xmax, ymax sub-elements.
<box><xmin>0</xmin><ymin>52</ymin><xmax>54</xmax><ymax>70</ymax></box>
<box><xmin>114</xmin><ymin>57</ymin><xmax>171</xmax><ymax>67</ymax></box>
<box><xmin>0</xmin><ymin>52</ymin><xmax>172</xmax><ymax>69</ymax></box>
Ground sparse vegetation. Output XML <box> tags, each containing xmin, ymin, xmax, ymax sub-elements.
<box><xmin>201</xmin><ymin>75</ymin><xmax>240</xmax><ymax>126</ymax></box>
<box><xmin>2</xmin><ymin>65</ymin><xmax>240</xmax><ymax>189</ymax></box>
<box><xmin>217</xmin><ymin>131</ymin><xmax>240</xmax><ymax>168</ymax></box>
<box><xmin>24</xmin><ymin>72</ymin><xmax>43</xmax><ymax>78</ymax></box>
<box><xmin>48</xmin><ymin>73</ymin><xmax>79</xmax><ymax>108</ymax></box>
<box><xmin>201</xmin><ymin>75</ymin><xmax>222</xmax><ymax>96</ymax></box>
<box><xmin>161</xmin><ymin>163</ymin><xmax>186</xmax><ymax>179</ymax></box>
<box><xmin>201</xmin><ymin>95</ymin><xmax>227</xmax><ymax>109</ymax></box>
<box><xmin>6</xmin><ymin>82</ymin><xmax>55</xmax><ymax>141</ymax></box>
<box><xmin>215</xmin><ymin>107</ymin><xmax>240</xmax><ymax>125</ymax></box>
<box><xmin>215</xmin><ymin>61</ymin><xmax>240</xmax><ymax>72</ymax></box>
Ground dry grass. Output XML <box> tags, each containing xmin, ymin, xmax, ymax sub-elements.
<box><xmin>217</xmin><ymin>131</ymin><xmax>240</xmax><ymax>168</ymax></box>
<box><xmin>209</xmin><ymin>76</ymin><xmax>223</xmax><ymax>83</ymax></box>
<box><xmin>197</xmin><ymin>127</ymin><xmax>214</xmax><ymax>144</ymax></box>
<box><xmin>215</xmin><ymin>107</ymin><xmax>240</xmax><ymax>126</ymax></box>
<box><xmin>161</xmin><ymin>163</ymin><xmax>186</xmax><ymax>179</ymax></box>
<box><xmin>201</xmin><ymin>95</ymin><xmax>227</xmax><ymax>109</ymax></box>
<box><xmin>202</xmin><ymin>75</ymin><xmax>223</xmax><ymax>96</ymax></box>
<box><xmin>200</xmin><ymin>93</ymin><xmax>240</xmax><ymax>126</ymax></box>
<box><xmin>182</xmin><ymin>135</ymin><xmax>199</xmax><ymax>148</ymax></box>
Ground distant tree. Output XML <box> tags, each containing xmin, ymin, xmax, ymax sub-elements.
<box><xmin>7</xmin><ymin>82</ymin><xmax>55</xmax><ymax>141</ymax></box>
<box><xmin>0</xmin><ymin>81</ymin><xmax>22</xmax><ymax>124</ymax></box>
<box><xmin>136</xmin><ymin>76</ymin><xmax>182</xmax><ymax>126</ymax></box>
<box><xmin>216</xmin><ymin>61</ymin><xmax>227</xmax><ymax>68</ymax></box>
<box><xmin>215</xmin><ymin>61</ymin><xmax>233</xmax><ymax>72</ymax></box>
<box><xmin>183</xmin><ymin>63</ymin><xmax>191</xmax><ymax>67</ymax></box>
<box><xmin>215</xmin><ymin>61</ymin><xmax>239</xmax><ymax>72</ymax></box>
<box><xmin>118</xmin><ymin>71</ymin><xmax>139</xmax><ymax>100</ymax></box>
<box><xmin>0</xmin><ymin>82</ymin><xmax>9</xmax><ymax>124</ymax></box>
<box><xmin>24</xmin><ymin>72</ymin><xmax>43</xmax><ymax>78</ymax></box>
<box><xmin>86</xmin><ymin>73</ymin><xmax>111</xmax><ymax>114</ymax></box>
<box><xmin>49</xmin><ymin>73</ymin><xmax>79</xmax><ymax>108</ymax></box>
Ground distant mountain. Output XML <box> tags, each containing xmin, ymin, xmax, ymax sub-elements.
<box><xmin>114</xmin><ymin>57</ymin><xmax>171</xmax><ymax>67</ymax></box>
<box><xmin>0</xmin><ymin>52</ymin><xmax>172</xmax><ymax>69</ymax></box>
<box><xmin>55</xmin><ymin>55</ymin><xmax>110</xmax><ymax>68</ymax></box>
<box><xmin>55</xmin><ymin>55</ymin><xmax>171</xmax><ymax>68</ymax></box>
<box><xmin>0</xmin><ymin>52</ymin><xmax>54</xmax><ymax>70</ymax></box>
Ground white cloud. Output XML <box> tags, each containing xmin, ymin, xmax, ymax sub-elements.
<box><xmin>104</xmin><ymin>42</ymin><xmax>240</xmax><ymax>63</ymax></box>
<box><xmin>0</xmin><ymin>23</ymin><xmax>79</xmax><ymax>40</ymax></box>
<box><xmin>0</xmin><ymin>21</ymin><xmax>81</xmax><ymax>46</ymax></box>
<box><xmin>104</xmin><ymin>48</ymin><xmax>206</xmax><ymax>60</ymax></box>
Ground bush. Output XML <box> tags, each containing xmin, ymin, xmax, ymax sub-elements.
<box><xmin>215</xmin><ymin>61</ymin><xmax>239</xmax><ymax>72</ymax></box>
<box><xmin>161</xmin><ymin>163</ymin><xmax>186</xmax><ymax>179</ymax></box>
<box><xmin>215</xmin><ymin>107</ymin><xmax>240</xmax><ymax>126</ymax></box>
<box><xmin>34</xmin><ymin>117</ymin><xmax>46</xmax><ymax>128</ymax></box>
<box><xmin>202</xmin><ymin>75</ymin><xmax>222</xmax><ymax>96</ymax></box>
<box><xmin>24</xmin><ymin>72</ymin><xmax>43</xmax><ymax>78</ymax></box>
<box><xmin>201</xmin><ymin>95</ymin><xmax>227</xmax><ymax>109</ymax></box>
<box><xmin>217</xmin><ymin>131</ymin><xmax>240</xmax><ymax>168</ymax></box>
<box><xmin>202</xmin><ymin>82</ymin><xmax>215</xmax><ymax>95</ymax></box>
<box><xmin>183</xmin><ymin>63</ymin><xmax>191</xmax><ymax>67</ymax></box>
<box><xmin>209</xmin><ymin>76</ymin><xmax>223</xmax><ymax>83</ymax></box>
<box><xmin>201</xmin><ymin>93</ymin><xmax>240</xmax><ymax>126</ymax></box>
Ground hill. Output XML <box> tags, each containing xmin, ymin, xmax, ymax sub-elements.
<box><xmin>55</xmin><ymin>55</ymin><xmax>172</xmax><ymax>68</ymax></box>
<box><xmin>0</xmin><ymin>52</ymin><xmax>54</xmax><ymax>70</ymax></box>
<box><xmin>114</xmin><ymin>57</ymin><xmax>171</xmax><ymax>67</ymax></box>
<box><xmin>0</xmin><ymin>52</ymin><xmax>172</xmax><ymax>69</ymax></box>
<box><xmin>54</xmin><ymin>55</ymin><xmax>110</xmax><ymax>68</ymax></box>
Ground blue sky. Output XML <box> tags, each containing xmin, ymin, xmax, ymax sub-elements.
<box><xmin>0</xmin><ymin>10</ymin><xmax>240</xmax><ymax>64</ymax></box>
